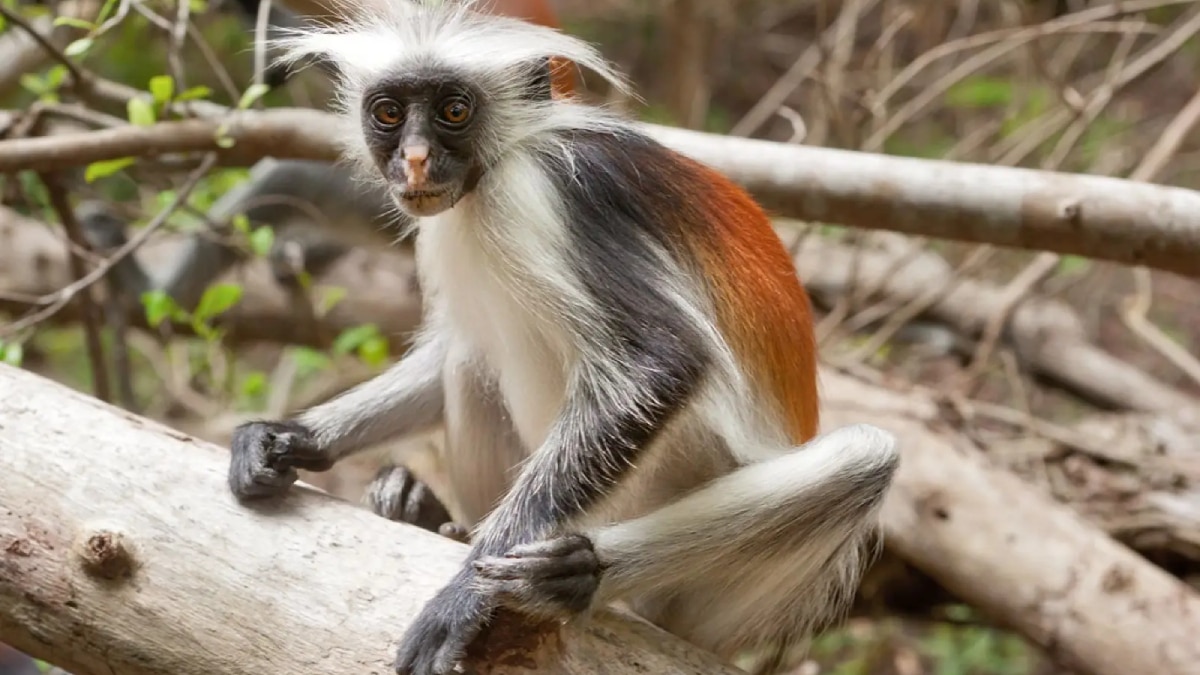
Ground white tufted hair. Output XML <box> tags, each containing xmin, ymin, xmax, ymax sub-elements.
<box><xmin>270</xmin><ymin>0</ymin><xmax>638</xmax><ymax>180</ymax></box>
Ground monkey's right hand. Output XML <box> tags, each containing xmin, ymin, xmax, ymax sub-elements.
<box><xmin>227</xmin><ymin>420</ymin><xmax>335</xmax><ymax>501</ymax></box>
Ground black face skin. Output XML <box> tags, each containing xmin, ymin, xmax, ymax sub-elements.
<box><xmin>361</xmin><ymin>69</ymin><xmax>490</xmax><ymax>217</ymax></box>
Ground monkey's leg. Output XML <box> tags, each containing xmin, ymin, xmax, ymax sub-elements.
<box><xmin>474</xmin><ymin>424</ymin><xmax>898</xmax><ymax>667</ymax></box>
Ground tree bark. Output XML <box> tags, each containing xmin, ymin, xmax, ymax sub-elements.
<box><xmin>4</xmin><ymin>360</ymin><xmax>1200</xmax><ymax>675</ymax></box>
<box><xmin>0</xmin><ymin>364</ymin><xmax>741</xmax><ymax>675</ymax></box>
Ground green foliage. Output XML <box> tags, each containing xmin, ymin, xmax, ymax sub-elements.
<box><xmin>248</xmin><ymin>224</ymin><xmax>275</xmax><ymax>257</ymax></box>
<box><xmin>0</xmin><ymin>339</ymin><xmax>24</xmax><ymax>366</ymax></box>
<box><xmin>238</xmin><ymin>83</ymin><xmax>271</xmax><ymax>110</ymax></box>
<box><xmin>332</xmin><ymin>324</ymin><xmax>390</xmax><ymax>367</ymax></box>
<box><xmin>140</xmin><ymin>283</ymin><xmax>243</xmax><ymax>341</ymax></box>
<box><xmin>126</xmin><ymin>96</ymin><xmax>156</xmax><ymax>126</ymax></box>
<box><xmin>20</xmin><ymin>64</ymin><xmax>68</xmax><ymax>103</ymax></box>
<box><xmin>292</xmin><ymin>346</ymin><xmax>333</xmax><ymax>378</ymax></box>
<box><xmin>945</xmin><ymin>76</ymin><xmax>1014</xmax><ymax>109</ymax></box>
<box><xmin>1057</xmin><ymin>254</ymin><xmax>1090</xmax><ymax>275</ymax></box>
<box><xmin>193</xmin><ymin>283</ymin><xmax>243</xmax><ymax>326</ymax></box>
<box><xmin>85</xmin><ymin>156</ymin><xmax>136</xmax><ymax>183</ymax></box>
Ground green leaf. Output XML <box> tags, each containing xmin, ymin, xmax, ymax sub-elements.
<box><xmin>176</xmin><ymin>85</ymin><xmax>213</xmax><ymax>102</ymax></box>
<box><xmin>53</xmin><ymin>16</ymin><xmax>95</xmax><ymax>29</ymax></box>
<box><xmin>19</xmin><ymin>73</ymin><xmax>47</xmax><ymax>95</ymax></box>
<box><xmin>231</xmin><ymin>213</ymin><xmax>252</xmax><ymax>234</ymax></box>
<box><xmin>358</xmin><ymin>335</ymin><xmax>389</xmax><ymax>367</ymax></box>
<box><xmin>0</xmin><ymin>13</ymin><xmax>7</xmax><ymax>31</ymax></box>
<box><xmin>240</xmin><ymin>370</ymin><xmax>267</xmax><ymax>397</ymax></box>
<box><xmin>237</xmin><ymin>83</ymin><xmax>271</xmax><ymax>110</ymax></box>
<box><xmin>945</xmin><ymin>76</ymin><xmax>1013</xmax><ymax>109</ymax></box>
<box><xmin>0</xmin><ymin>340</ymin><xmax>24</xmax><ymax>366</ymax></box>
<box><xmin>126</xmin><ymin>97</ymin><xmax>156</xmax><ymax>126</ymax></box>
<box><xmin>44</xmin><ymin>64</ymin><xmax>68</xmax><ymax>88</ymax></box>
<box><xmin>291</xmin><ymin>346</ymin><xmax>332</xmax><ymax>377</ymax></box>
<box><xmin>249</xmin><ymin>225</ymin><xmax>274</xmax><ymax>257</ymax></box>
<box><xmin>84</xmin><ymin>156</ymin><xmax>135</xmax><ymax>182</ymax></box>
<box><xmin>193</xmin><ymin>283</ymin><xmax>243</xmax><ymax>324</ymax></box>
<box><xmin>1057</xmin><ymin>254</ymin><xmax>1089</xmax><ymax>275</ymax></box>
<box><xmin>214</xmin><ymin>123</ymin><xmax>235</xmax><ymax>148</ymax></box>
<box><xmin>188</xmin><ymin>0</ymin><xmax>209</xmax><ymax>12</ymax></box>
<box><xmin>332</xmin><ymin>323</ymin><xmax>382</xmax><ymax>356</ymax></box>
<box><xmin>63</xmin><ymin>37</ymin><xmax>93</xmax><ymax>56</ymax></box>
<box><xmin>148</xmin><ymin>75</ymin><xmax>174</xmax><ymax>105</ymax></box>
<box><xmin>140</xmin><ymin>290</ymin><xmax>183</xmax><ymax>327</ymax></box>
<box><xmin>316</xmin><ymin>286</ymin><xmax>348</xmax><ymax>315</ymax></box>
<box><xmin>95</xmin><ymin>0</ymin><xmax>119</xmax><ymax>24</ymax></box>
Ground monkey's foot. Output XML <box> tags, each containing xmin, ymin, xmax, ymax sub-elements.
<box><xmin>228</xmin><ymin>420</ymin><xmax>334</xmax><ymax>500</ymax></box>
<box><xmin>472</xmin><ymin>534</ymin><xmax>601</xmax><ymax>622</ymax></box>
<box><xmin>393</xmin><ymin>573</ymin><xmax>488</xmax><ymax>675</ymax></box>
<box><xmin>364</xmin><ymin>464</ymin><xmax>461</xmax><ymax>536</ymax></box>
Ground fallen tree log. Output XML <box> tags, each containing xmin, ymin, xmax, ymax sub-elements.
<box><xmin>0</xmin><ymin>364</ymin><xmax>743</xmax><ymax>675</ymax></box>
<box><xmin>4</xmin><ymin>360</ymin><xmax>1200</xmax><ymax>675</ymax></box>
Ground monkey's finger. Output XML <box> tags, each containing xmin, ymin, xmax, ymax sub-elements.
<box><xmin>483</xmin><ymin>575</ymin><xmax>598</xmax><ymax>619</ymax></box>
<box><xmin>472</xmin><ymin>548</ymin><xmax>597</xmax><ymax>581</ymax></box>
<box><xmin>503</xmin><ymin>533</ymin><xmax>593</xmax><ymax>559</ymax></box>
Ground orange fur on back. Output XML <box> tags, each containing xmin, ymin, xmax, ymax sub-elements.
<box><xmin>682</xmin><ymin>159</ymin><xmax>820</xmax><ymax>445</ymax></box>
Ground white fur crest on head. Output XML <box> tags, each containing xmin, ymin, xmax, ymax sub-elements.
<box><xmin>271</xmin><ymin>0</ymin><xmax>631</xmax><ymax>99</ymax></box>
<box><xmin>270</xmin><ymin>0</ymin><xmax>639</xmax><ymax>190</ymax></box>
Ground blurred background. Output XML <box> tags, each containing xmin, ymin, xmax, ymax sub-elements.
<box><xmin>2</xmin><ymin>1</ymin><xmax>1200</xmax><ymax>674</ymax></box>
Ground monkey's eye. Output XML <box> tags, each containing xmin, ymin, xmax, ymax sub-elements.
<box><xmin>370</xmin><ymin>99</ymin><xmax>404</xmax><ymax>129</ymax></box>
<box><xmin>438</xmin><ymin>97</ymin><xmax>472</xmax><ymax>127</ymax></box>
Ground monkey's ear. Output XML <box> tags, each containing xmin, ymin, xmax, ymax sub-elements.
<box><xmin>519</xmin><ymin>56</ymin><xmax>554</xmax><ymax>101</ymax></box>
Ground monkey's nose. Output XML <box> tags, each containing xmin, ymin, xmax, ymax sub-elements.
<box><xmin>402</xmin><ymin>143</ymin><xmax>431</xmax><ymax>189</ymax></box>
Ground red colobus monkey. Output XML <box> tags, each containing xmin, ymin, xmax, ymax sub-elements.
<box><xmin>227</xmin><ymin>2</ymin><xmax>900</xmax><ymax>674</ymax></box>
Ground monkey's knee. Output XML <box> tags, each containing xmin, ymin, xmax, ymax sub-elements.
<box><xmin>364</xmin><ymin>464</ymin><xmax>460</xmax><ymax>536</ymax></box>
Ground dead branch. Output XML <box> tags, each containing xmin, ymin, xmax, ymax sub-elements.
<box><xmin>3</xmin><ymin>110</ymin><xmax>1200</xmax><ymax>276</ymax></box>
<box><xmin>816</xmin><ymin>370</ymin><xmax>1200</xmax><ymax>675</ymax></box>
<box><xmin>789</xmin><ymin>232</ymin><xmax>1200</xmax><ymax>419</ymax></box>
<box><xmin>0</xmin><ymin>364</ymin><xmax>743</xmax><ymax>675</ymax></box>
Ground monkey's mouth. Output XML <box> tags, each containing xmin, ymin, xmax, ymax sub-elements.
<box><xmin>395</xmin><ymin>187</ymin><xmax>455</xmax><ymax>216</ymax></box>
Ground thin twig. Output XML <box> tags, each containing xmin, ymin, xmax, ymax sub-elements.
<box><xmin>2</xmin><ymin>154</ymin><xmax>220</xmax><ymax>339</ymax></box>
<box><xmin>40</xmin><ymin>173</ymin><xmax>112</xmax><ymax>403</ymax></box>
<box><xmin>0</xmin><ymin>3</ymin><xmax>85</xmax><ymax>85</ymax></box>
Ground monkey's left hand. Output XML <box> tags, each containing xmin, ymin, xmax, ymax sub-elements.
<box><xmin>393</xmin><ymin>569</ymin><xmax>491</xmax><ymax>675</ymax></box>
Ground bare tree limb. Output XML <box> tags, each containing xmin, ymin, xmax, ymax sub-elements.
<box><xmin>3</xmin><ymin>110</ymin><xmax>1199</xmax><ymax>276</ymax></box>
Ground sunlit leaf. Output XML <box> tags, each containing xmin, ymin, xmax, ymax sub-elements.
<box><xmin>126</xmin><ymin>97</ymin><xmax>156</xmax><ymax>126</ymax></box>
<box><xmin>332</xmin><ymin>324</ymin><xmax>381</xmax><ymax>356</ymax></box>
<box><xmin>176</xmin><ymin>85</ymin><xmax>213</xmax><ymax>102</ymax></box>
<box><xmin>237</xmin><ymin>83</ymin><xmax>270</xmax><ymax>110</ymax></box>
<box><xmin>249</xmin><ymin>225</ymin><xmax>274</xmax><ymax>257</ymax></box>
<box><xmin>240</xmin><ymin>370</ymin><xmax>267</xmax><ymax>397</ymax></box>
<box><xmin>53</xmin><ymin>16</ymin><xmax>95</xmax><ymax>29</ymax></box>
<box><xmin>140</xmin><ymin>290</ymin><xmax>184</xmax><ymax>327</ymax></box>
<box><xmin>149</xmin><ymin>74</ymin><xmax>175</xmax><ymax>105</ymax></box>
<box><xmin>84</xmin><ymin>156</ymin><xmax>135</xmax><ymax>183</ymax></box>
<box><xmin>193</xmin><ymin>283</ymin><xmax>243</xmax><ymax>324</ymax></box>
<box><xmin>63</xmin><ymin>37</ymin><xmax>93</xmax><ymax>56</ymax></box>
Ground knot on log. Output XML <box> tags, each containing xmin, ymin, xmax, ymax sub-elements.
<box><xmin>73</xmin><ymin>526</ymin><xmax>136</xmax><ymax>581</ymax></box>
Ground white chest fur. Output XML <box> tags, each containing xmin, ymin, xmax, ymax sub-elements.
<box><xmin>414</xmin><ymin>202</ymin><xmax>576</xmax><ymax>452</ymax></box>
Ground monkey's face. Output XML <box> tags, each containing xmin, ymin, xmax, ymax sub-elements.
<box><xmin>360</xmin><ymin>73</ymin><xmax>488</xmax><ymax>218</ymax></box>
